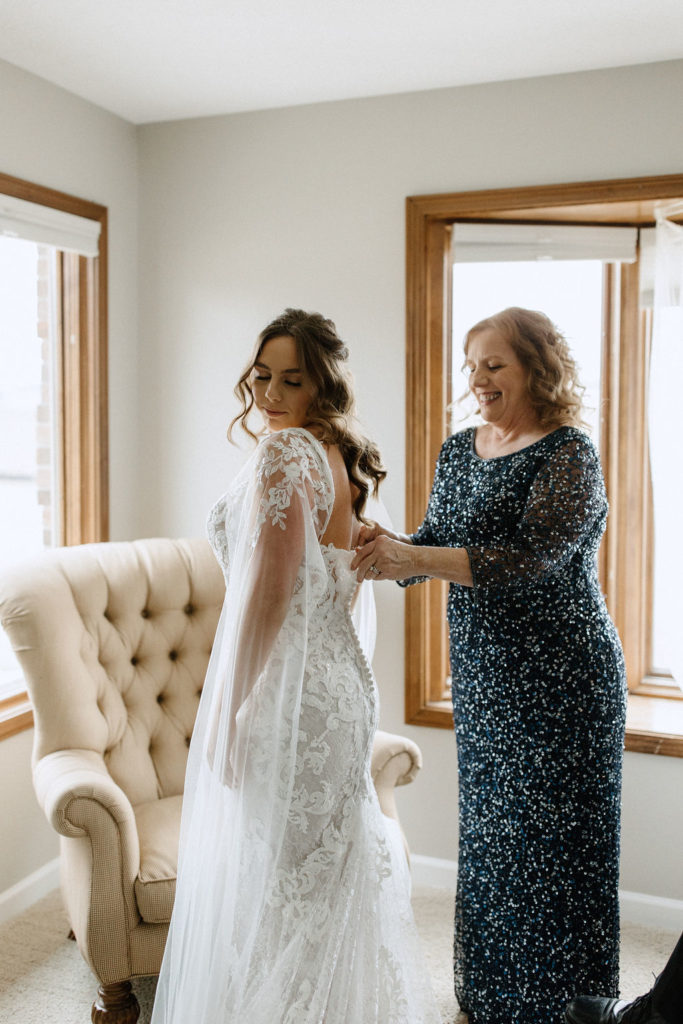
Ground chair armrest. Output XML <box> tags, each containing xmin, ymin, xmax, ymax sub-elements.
<box><xmin>371</xmin><ymin>729</ymin><xmax>422</xmax><ymax>821</ymax></box>
<box><xmin>371</xmin><ymin>730</ymin><xmax>423</xmax><ymax>864</ymax></box>
<box><xmin>33</xmin><ymin>748</ymin><xmax>144</xmax><ymax>977</ymax></box>
<box><xmin>371</xmin><ymin>729</ymin><xmax>422</xmax><ymax>789</ymax></box>
<box><xmin>33</xmin><ymin>748</ymin><xmax>140</xmax><ymax>878</ymax></box>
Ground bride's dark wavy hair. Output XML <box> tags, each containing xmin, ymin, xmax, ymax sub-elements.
<box><xmin>228</xmin><ymin>308</ymin><xmax>386</xmax><ymax>522</ymax></box>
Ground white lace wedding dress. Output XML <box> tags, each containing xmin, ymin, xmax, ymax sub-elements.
<box><xmin>151</xmin><ymin>427</ymin><xmax>440</xmax><ymax>1024</ymax></box>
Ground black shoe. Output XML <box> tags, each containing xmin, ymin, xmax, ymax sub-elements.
<box><xmin>565</xmin><ymin>993</ymin><xmax>670</xmax><ymax>1024</ymax></box>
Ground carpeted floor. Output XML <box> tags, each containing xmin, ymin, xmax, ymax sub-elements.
<box><xmin>0</xmin><ymin>885</ymin><xmax>678</xmax><ymax>1023</ymax></box>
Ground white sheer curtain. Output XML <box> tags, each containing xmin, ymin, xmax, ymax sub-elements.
<box><xmin>648</xmin><ymin>204</ymin><xmax>683</xmax><ymax>692</ymax></box>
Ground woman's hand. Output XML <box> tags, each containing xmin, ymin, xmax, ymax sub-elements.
<box><xmin>352</xmin><ymin>533</ymin><xmax>415</xmax><ymax>582</ymax></box>
<box><xmin>354</xmin><ymin>521</ymin><xmax>474</xmax><ymax>587</ymax></box>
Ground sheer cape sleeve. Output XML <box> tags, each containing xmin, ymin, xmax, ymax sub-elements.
<box><xmin>204</xmin><ymin>429</ymin><xmax>333</xmax><ymax>783</ymax></box>
<box><xmin>152</xmin><ymin>427</ymin><xmax>335</xmax><ymax>1021</ymax></box>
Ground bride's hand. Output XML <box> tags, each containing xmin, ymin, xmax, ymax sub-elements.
<box><xmin>356</xmin><ymin>520</ymin><xmax>383</xmax><ymax>547</ymax></box>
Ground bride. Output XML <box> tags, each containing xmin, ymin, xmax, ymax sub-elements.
<box><xmin>151</xmin><ymin>309</ymin><xmax>440</xmax><ymax>1024</ymax></box>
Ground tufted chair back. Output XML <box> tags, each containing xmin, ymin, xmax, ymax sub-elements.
<box><xmin>13</xmin><ymin>538</ymin><xmax>225</xmax><ymax>805</ymax></box>
<box><xmin>0</xmin><ymin>538</ymin><xmax>225</xmax><ymax>1021</ymax></box>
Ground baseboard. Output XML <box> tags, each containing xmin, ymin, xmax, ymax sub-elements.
<box><xmin>620</xmin><ymin>889</ymin><xmax>683</xmax><ymax>932</ymax></box>
<box><xmin>411</xmin><ymin>853</ymin><xmax>458</xmax><ymax>891</ymax></box>
<box><xmin>411</xmin><ymin>854</ymin><xmax>683</xmax><ymax>932</ymax></box>
<box><xmin>3</xmin><ymin>854</ymin><xmax>682</xmax><ymax>935</ymax></box>
<box><xmin>0</xmin><ymin>857</ymin><xmax>60</xmax><ymax>926</ymax></box>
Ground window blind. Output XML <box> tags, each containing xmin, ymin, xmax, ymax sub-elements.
<box><xmin>452</xmin><ymin>222</ymin><xmax>638</xmax><ymax>264</ymax></box>
<box><xmin>0</xmin><ymin>193</ymin><xmax>101</xmax><ymax>258</ymax></box>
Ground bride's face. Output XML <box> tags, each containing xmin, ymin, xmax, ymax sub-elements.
<box><xmin>252</xmin><ymin>334</ymin><xmax>317</xmax><ymax>431</ymax></box>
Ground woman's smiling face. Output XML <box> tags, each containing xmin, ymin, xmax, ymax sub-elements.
<box><xmin>465</xmin><ymin>328</ymin><xmax>532</xmax><ymax>426</ymax></box>
<box><xmin>251</xmin><ymin>334</ymin><xmax>316</xmax><ymax>432</ymax></box>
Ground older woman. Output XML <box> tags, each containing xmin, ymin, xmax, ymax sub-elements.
<box><xmin>353</xmin><ymin>307</ymin><xmax>627</xmax><ymax>1024</ymax></box>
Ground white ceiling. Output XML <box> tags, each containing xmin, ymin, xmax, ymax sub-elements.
<box><xmin>1</xmin><ymin>0</ymin><xmax>682</xmax><ymax>125</ymax></box>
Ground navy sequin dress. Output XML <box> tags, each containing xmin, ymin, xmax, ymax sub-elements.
<box><xmin>402</xmin><ymin>426</ymin><xmax>626</xmax><ymax>1024</ymax></box>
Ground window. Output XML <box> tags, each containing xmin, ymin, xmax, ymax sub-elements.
<box><xmin>405</xmin><ymin>174</ymin><xmax>683</xmax><ymax>755</ymax></box>
<box><xmin>0</xmin><ymin>239</ymin><xmax>59</xmax><ymax>704</ymax></box>
<box><xmin>0</xmin><ymin>173</ymin><xmax>108</xmax><ymax>740</ymax></box>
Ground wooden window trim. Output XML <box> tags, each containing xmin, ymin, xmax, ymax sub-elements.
<box><xmin>405</xmin><ymin>173</ymin><xmax>683</xmax><ymax>755</ymax></box>
<box><xmin>0</xmin><ymin>173</ymin><xmax>108</xmax><ymax>740</ymax></box>
<box><xmin>0</xmin><ymin>692</ymin><xmax>33</xmax><ymax>741</ymax></box>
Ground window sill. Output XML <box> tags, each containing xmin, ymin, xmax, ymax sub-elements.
<box><xmin>625</xmin><ymin>692</ymin><xmax>683</xmax><ymax>757</ymax></box>
<box><xmin>0</xmin><ymin>692</ymin><xmax>34</xmax><ymax>741</ymax></box>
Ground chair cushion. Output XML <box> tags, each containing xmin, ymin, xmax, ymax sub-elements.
<box><xmin>134</xmin><ymin>795</ymin><xmax>182</xmax><ymax>924</ymax></box>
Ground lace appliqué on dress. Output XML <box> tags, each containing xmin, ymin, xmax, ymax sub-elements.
<box><xmin>253</xmin><ymin>430</ymin><xmax>333</xmax><ymax>544</ymax></box>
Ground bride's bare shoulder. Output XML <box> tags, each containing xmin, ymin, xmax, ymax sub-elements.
<box><xmin>319</xmin><ymin>444</ymin><xmax>357</xmax><ymax>548</ymax></box>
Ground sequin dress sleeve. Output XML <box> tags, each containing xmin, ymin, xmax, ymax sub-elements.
<box><xmin>465</xmin><ymin>431</ymin><xmax>605</xmax><ymax>591</ymax></box>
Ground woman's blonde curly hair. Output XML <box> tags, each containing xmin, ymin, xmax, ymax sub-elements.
<box><xmin>463</xmin><ymin>307</ymin><xmax>587</xmax><ymax>429</ymax></box>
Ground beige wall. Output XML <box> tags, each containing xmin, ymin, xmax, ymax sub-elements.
<box><xmin>136</xmin><ymin>59</ymin><xmax>683</xmax><ymax>901</ymax></box>
<box><xmin>0</xmin><ymin>729</ymin><xmax>57</xmax><ymax>892</ymax></box>
<box><xmin>0</xmin><ymin>58</ymin><xmax>138</xmax><ymax>894</ymax></box>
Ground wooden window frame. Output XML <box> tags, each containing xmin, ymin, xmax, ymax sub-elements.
<box><xmin>405</xmin><ymin>173</ymin><xmax>683</xmax><ymax>756</ymax></box>
<box><xmin>0</xmin><ymin>172</ymin><xmax>108</xmax><ymax>740</ymax></box>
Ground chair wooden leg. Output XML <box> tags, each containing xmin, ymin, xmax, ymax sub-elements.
<box><xmin>91</xmin><ymin>981</ymin><xmax>140</xmax><ymax>1023</ymax></box>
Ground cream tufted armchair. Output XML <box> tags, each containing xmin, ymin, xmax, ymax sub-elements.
<box><xmin>0</xmin><ymin>537</ymin><xmax>423</xmax><ymax>1024</ymax></box>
